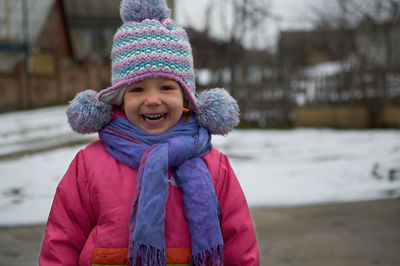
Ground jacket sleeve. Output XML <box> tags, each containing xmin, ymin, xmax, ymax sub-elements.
<box><xmin>39</xmin><ymin>150</ymin><xmax>95</xmax><ymax>265</ymax></box>
<box><xmin>215</xmin><ymin>153</ymin><xmax>260</xmax><ymax>265</ymax></box>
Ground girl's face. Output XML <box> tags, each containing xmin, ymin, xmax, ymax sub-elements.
<box><xmin>122</xmin><ymin>78</ymin><xmax>185</xmax><ymax>134</ymax></box>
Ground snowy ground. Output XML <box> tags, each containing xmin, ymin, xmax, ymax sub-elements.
<box><xmin>0</xmin><ymin>106</ymin><xmax>399</xmax><ymax>226</ymax></box>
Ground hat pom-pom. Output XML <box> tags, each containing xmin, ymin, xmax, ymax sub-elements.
<box><xmin>66</xmin><ymin>90</ymin><xmax>112</xmax><ymax>134</ymax></box>
<box><xmin>196</xmin><ymin>88</ymin><xmax>240</xmax><ymax>135</ymax></box>
<box><xmin>120</xmin><ymin>0</ymin><xmax>171</xmax><ymax>23</ymax></box>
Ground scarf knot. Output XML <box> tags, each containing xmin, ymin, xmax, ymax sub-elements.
<box><xmin>99</xmin><ymin>116</ymin><xmax>223</xmax><ymax>266</ymax></box>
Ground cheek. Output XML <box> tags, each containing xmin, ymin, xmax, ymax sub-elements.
<box><xmin>122</xmin><ymin>97</ymin><xmax>138</xmax><ymax>112</ymax></box>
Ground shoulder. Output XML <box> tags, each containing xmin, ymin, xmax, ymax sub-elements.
<box><xmin>80</xmin><ymin>140</ymin><xmax>111</xmax><ymax>160</ymax></box>
<box><xmin>71</xmin><ymin>140</ymin><xmax>135</xmax><ymax>191</ymax></box>
<box><xmin>76</xmin><ymin>140</ymin><xmax>119</xmax><ymax>171</ymax></box>
<box><xmin>203</xmin><ymin>147</ymin><xmax>225</xmax><ymax>169</ymax></box>
<box><xmin>203</xmin><ymin>147</ymin><xmax>232</xmax><ymax>186</ymax></box>
<box><xmin>82</xmin><ymin>140</ymin><xmax>107</xmax><ymax>154</ymax></box>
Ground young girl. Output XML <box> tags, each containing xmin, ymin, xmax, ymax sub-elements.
<box><xmin>39</xmin><ymin>0</ymin><xmax>259</xmax><ymax>265</ymax></box>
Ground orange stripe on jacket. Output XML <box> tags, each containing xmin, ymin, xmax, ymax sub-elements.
<box><xmin>92</xmin><ymin>248</ymin><xmax>128</xmax><ymax>265</ymax></box>
<box><xmin>92</xmin><ymin>247</ymin><xmax>191</xmax><ymax>265</ymax></box>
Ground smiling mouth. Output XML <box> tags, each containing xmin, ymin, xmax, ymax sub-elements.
<box><xmin>142</xmin><ymin>113</ymin><xmax>167</xmax><ymax>121</ymax></box>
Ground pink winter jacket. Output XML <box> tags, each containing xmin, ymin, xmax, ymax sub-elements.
<box><xmin>40</xmin><ymin>140</ymin><xmax>259</xmax><ymax>265</ymax></box>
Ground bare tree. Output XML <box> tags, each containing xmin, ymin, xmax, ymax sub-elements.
<box><xmin>307</xmin><ymin>0</ymin><xmax>400</xmax><ymax>126</ymax></box>
<box><xmin>199</xmin><ymin>0</ymin><xmax>294</xmax><ymax>127</ymax></box>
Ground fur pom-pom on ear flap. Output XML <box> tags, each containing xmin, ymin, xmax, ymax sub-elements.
<box><xmin>196</xmin><ymin>88</ymin><xmax>240</xmax><ymax>135</ymax></box>
<box><xmin>120</xmin><ymin>0</ymin><xmax>171</xmax><ymax>23</ymax></box>
<box><xmin>66</xmin><ymin>90</ymin><xmax>113</xmax><ymax>134</ymax></box>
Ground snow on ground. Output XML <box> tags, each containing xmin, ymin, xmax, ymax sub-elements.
<box><xmin>0</xmin><ymin>106</ymin><xmax>399</xmax><ymax>226</ymax></box>
<box><xmin>213</xmin><ymin>130</ymin><xmax>400</xmax><ymax>206</ymax></box>
<box><xmin>0</xmin><ymin>106</ymin><xmax>94</xmax><ymax>158</ymax></box>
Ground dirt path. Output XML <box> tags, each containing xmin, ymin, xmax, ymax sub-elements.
<box><xmin>253</xmin><ymin>198</ymin><xmax>400</xmax><ymax>266</ymax></box>
<box><xmin>0</xmin><ymin>225</ymin><xmax>44</xmax><ymax>266</ymax></box>
<box><xmin>1</xmin><ymin>198</ymin><xmax>399</xmax><ymax>266</ymax></box>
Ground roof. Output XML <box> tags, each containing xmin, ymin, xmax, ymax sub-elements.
<box><xmin>63</xmin><ymin>0</ymin><xmax>120</xmax><ymax>19</ymax></box>
<box><xmin>0</xmin><ymin>0</ymin><xmax>55</xmax><ymax>45</ymax></box>
<box><xmin>0</xmin><ymin>0</ymin><xmax>122</xmax><ymax>71</ymax></box>
<box><xmin>0</xmin><ymin>0</ymin><xmax>123</xmax><ymax>46</ymax></box>
<box><xmin>0</xmin><ymin>0</ymin><xmax>54</xmax><ymax>72</ymax></box>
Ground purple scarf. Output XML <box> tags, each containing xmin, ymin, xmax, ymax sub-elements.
<box><xmin>98</xmin><ymin>116</ymin><xmax>223</xmax><ymax>266</ymax></box>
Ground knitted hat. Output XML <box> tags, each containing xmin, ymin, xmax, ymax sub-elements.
<box><xmin>67</xmin><ymin>0</ymin><xmax>239</xmax><ymax>135</ymax></box>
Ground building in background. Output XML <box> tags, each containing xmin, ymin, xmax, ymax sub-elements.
<box><xmin>0</xmin><ymin>0</ymin><xmax>120</xmax><ymax>111</ymax></box>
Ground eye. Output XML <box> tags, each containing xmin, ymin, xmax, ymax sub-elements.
<box><xmin>160</xmin><ymin>85</ymin><xmax>175</xmax><ymax>91</ymax></box>
<box><xmin>128</xmin><ymin>87</ymin><xmax>144</xmax><ymax>93</ymax></box>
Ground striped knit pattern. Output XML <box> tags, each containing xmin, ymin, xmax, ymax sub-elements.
<box><xmin>98</xmin><ymin>18</ymin><xmax>196</xmax><ymax>108</ymax></box>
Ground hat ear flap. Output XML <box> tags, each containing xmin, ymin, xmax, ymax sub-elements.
<box><xmin>66</xmin><ymin>90</ymin><xmax>113</xmax><ymax>134</ymax></box>
<box><xmin>196</xmin><ymin>88</ymin><xmax>240</xmax><ymax>135</ymax></box>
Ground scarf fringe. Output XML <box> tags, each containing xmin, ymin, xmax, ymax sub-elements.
<box><xmin>190</xmin><ymin>245</ymin><xmax>224</xmax><ymax>266</ymax></box>
<box><xmin>128</xmin><ymin>243</ymin><xmax>167</xmax><ymax>266</ymax></box>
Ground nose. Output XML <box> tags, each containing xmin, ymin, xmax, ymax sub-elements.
<box><xmin>145</xmin><ymin>90</ymin><xmax>162</xmax><ymax>106</ymax></box>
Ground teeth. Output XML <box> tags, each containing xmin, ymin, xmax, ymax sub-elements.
<box><xmin>144</xmin><ymin>114</ymin><xmax>166</xmax><ymax>121</ymax></box>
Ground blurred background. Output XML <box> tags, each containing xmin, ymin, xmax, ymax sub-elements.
<box><xmin>0</xmin><ymin>0</ymin><xmax>399</xmax><ymax>265</ymax></box>
<box><xmin>0</xmin><ymin>0</ymin><xmax>399</xmax><ymax>128</ymax></box>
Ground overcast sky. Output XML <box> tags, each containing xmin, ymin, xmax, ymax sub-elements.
<box><xmin>175</xmin><ymin>0</ymin><xmax>327</xmax><ymax>50</ymax></box>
